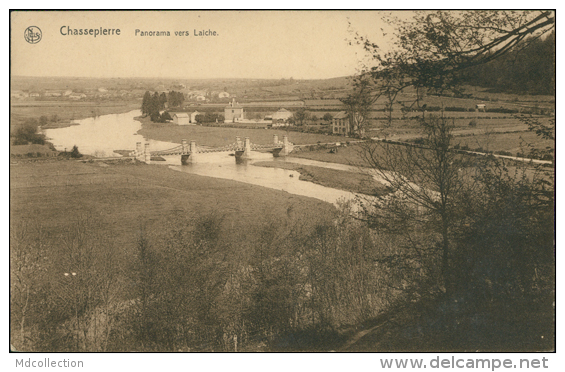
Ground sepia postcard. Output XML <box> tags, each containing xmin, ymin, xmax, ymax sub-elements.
<box><xmin>10</xmin><ymin>9</ymin><xmax>555</xmax><ymax>367</ymax></box>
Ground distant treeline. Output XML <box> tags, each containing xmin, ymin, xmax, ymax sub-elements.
<box><xmin>461</xmin><ymin>32</ymin><xmax>555</xmax><ymax>95</ymax></box>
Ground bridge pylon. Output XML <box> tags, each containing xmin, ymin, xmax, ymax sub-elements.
<box><xmin>144</xmin><ymin>143</ymin><xmax>151</xmax><ymax>164</ymax></box>
<box><xmin>273</xmin><ymin>135</ymin><xmax>293</xmax><ymax>157</ymax></box>
<box><xmin>281</xmin><ymin>135</ymin><xmax>293</xmax><ymax>156</ymax></box>
<box><xmin>135</xmin><ymin>142</ymin><xmax>143</xmax><ymax>160</ymax></box>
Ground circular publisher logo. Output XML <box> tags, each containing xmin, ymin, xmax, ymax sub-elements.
<box><xmin>24</xmin><ymin>26</ymin><xmax>42</xmax><ymax>44</ymax></box>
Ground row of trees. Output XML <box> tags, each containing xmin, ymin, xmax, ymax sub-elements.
<box><xmin>194</xmin><ymin>112</ymin><xmax>224</xmax><ymax>124</ymax></box>
<box><xmin>292</xmin><ymin>108</ymin><xmax>334</xmax><ymax>125</ymax></box>
<box><xmin>141</xmin><ymin>90</ymin><xmax>185</xmax><ymax>121</ymax></box>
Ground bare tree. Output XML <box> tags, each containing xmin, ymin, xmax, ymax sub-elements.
<box><xmin>357</xmin><ymin>114</ymin><xmax>477</xmax><ymax>296</ymax></box>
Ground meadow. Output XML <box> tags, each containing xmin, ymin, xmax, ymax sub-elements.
<box><xmin>136</xmin><ymin>116</ymin><xmax>347</xmax><ymax>147</ymax></box>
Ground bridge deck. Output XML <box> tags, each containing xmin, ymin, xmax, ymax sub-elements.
<box><xmin>150</xmin><ymin>143</ymin><xmax>286</xmax><ymax>156</ymax></box>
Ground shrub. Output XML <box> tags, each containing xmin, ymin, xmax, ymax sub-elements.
<box><xmin>13</xmin><ymin>123</ymin><xmax>45</xmax><ymax>145</ymax></box>
<box><xmin>70</xmin><ymin>145</ymin><xmax>82</xmax><ymax>158</ymax></box>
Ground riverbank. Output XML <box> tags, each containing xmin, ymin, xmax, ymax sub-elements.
<box><xmin>253</xmin><ymin>160</ymin><xmax>388</xmax><ymax>196</ymax></box>
<box><xmin>10</xmin><ymin>100</ymin><xmax>140</xmax><ymax>132</ymax></box>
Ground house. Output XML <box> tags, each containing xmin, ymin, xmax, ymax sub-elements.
<box><xmin>44</xmin><ymin>91</ymin><xmax>62</xmax><ymax>97</ymax></box>
<box><xmin>172</xmin><ymin>112</ymin><xmax>190</xmax><ymax>125</ymax></box>
<box><xmin>224</xmin><ymin>99</ymin><xmax>245</xmax><ymax>122</ymax></box>
<box><xmin>332</xmin><ymin>111</ymin><xmax>350</xmax><ymax>135</ymax></box>
<box><xmin>475</xmin><ymin>103</ymin><xmax>486</xmax><ymax>112</ymax></box>
<box><xmin>271</xmin><ymin>108</ymin><xmax>293</xmax><ymax>123</ymax></box>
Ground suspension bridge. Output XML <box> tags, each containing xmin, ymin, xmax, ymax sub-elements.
<box><xmin>131</xmin><ymin>135</ymin><xmax>294</xmax><ymax>164</ymax></box>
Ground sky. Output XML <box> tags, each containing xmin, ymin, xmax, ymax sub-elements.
<box><xmin>10</xmin><ymin>10</ymin><xmax>405</xmax><ymax>80</ymax></box>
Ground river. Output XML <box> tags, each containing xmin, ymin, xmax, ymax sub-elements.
<box><xmin>43</xmin><ymin>110</ymin><xmax>360</xmax><ymax>206</ymax></box>
<box><xmin>43</xmin><ymin>110</ymin><xmax>177</xmax><ymax>157</ymax></box>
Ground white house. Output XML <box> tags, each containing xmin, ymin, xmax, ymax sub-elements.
<box><xmin>172</xmin><ymin>112</ymin><xmax>190</xmax><ymax>125</ymax></box>
<box><xmin>224</xmin><ymin>99</ymin><xmax>245</xmax><ymax>122</ymax></box>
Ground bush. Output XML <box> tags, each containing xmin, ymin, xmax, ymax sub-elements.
<box><xmin>13</xmin><ymin>122</ymin><xmax>45</xmax><ymax>145</ymax></box>
<box><xmin>494</xmin><ymin>150</ymin><xmax>513</xmax><ymax>156</ymax></box>
<box><xmin>70</xmin><ymin>145</ymin><xmax>82</xmax><ymax>158</ymax></box>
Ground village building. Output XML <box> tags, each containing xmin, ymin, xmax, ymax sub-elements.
<box><xmin>475</xmin><ymin>103</ymin><xmax>487</xmax><ymax>112</ymax></box>
<box><xmin>172</xmin><ymin>112</ymin><xmax>190</xmax><ymax>125</ymax></box>
<box><xmin>44</xmin><ymin>91</ymin><xmax>62</xmax><ymax>97</ymax></box>
<box><xmin>271</xmin><ymin>108</ymin><xmax>293</xmax><ymax>123</ymax></box>
<box><xmin>11</xmin><ymin>91</ymin><xmax>29</xmax><ymax>99</ymax></box>
<box><xmin>224</xmin><ymin>99</ymin><xmax>245</xmax><ymax>122</ymax></box>
<box><xmin>332</xmin><ymin>111</ymin><xmax>350</xmax><ymax>135</ymax></box>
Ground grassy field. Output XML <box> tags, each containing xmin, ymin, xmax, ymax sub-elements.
<box><xmin>136</xmin><ymin>116</ymin><xmax>347</xmax><ymax>147</ymax></box>
<box><xmin>292</xmin><ymin>145</ymin><xmax>370</xmax><ymax>167</ymax></box>
<box><xmin>10</xmin><ymin>159</ymin><xmax>335</xmax><ymax>246</ymax></box>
